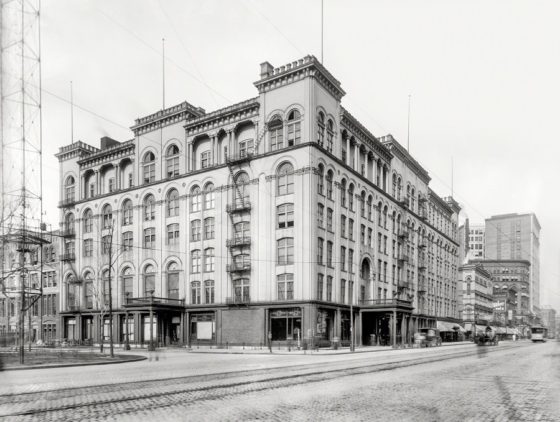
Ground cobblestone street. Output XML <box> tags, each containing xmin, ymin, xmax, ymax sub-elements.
<box><xmin>1</xmin><ymin>341</ymin><xmax>558</xmax><ymax>421</ymax></box>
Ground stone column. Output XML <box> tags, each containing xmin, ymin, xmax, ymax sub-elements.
<box><xmin>345</xmin><ymin>136</ymin><xmax>349</xmax><ymax>165</ymax></box>
<box><xmin>364</xmin><ymin>153</ymin><xmax>369</xmax><ymax>178</ymax></box>
<box><xmin>187</xmin><ymin>142</ymin><xmax>193</xmax><ymax>172</ymax></box>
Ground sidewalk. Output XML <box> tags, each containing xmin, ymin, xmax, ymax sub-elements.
<box><xmin>185</xmin><ymin>340</ymin><xmax>475</xmax><ymax>355</ymax></box>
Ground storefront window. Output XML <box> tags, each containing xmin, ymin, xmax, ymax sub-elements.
<box><xmin>270</xmin><ymin>308</ymin><xmax>301</xmax><ymax>341</ymax></box>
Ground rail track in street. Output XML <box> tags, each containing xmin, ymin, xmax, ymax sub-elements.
<box><xmin>0</xmin><ymin>342</ymin><xmax>528</xmax><ymax>421</ymax></box>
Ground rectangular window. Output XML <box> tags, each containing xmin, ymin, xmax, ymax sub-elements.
<box><xmin>349</xmin><ymin>219</ymin><xmax>354</xmax><ymax>241</ymax></box>
<box><xmin>167</xmin><ymin>224</ymin><xmax>179</xmax><ymax>245</ymax></box>
<box><xmin>349</xmin><ymin>249</ymin><xmax>354</xmax><ymax>274</ymax></box>
<box><xmin>360</xmin><ymin>224</ymin><xmax>365</xmax><ymax>245</ymax></box>
<box><xmin>239</xmin><ymin>139</ymin><xmax>254</xmax><ymax>157</ymax></box>
<box><xmin>327</xmin><ymin>241</ymin><xmax>333</xmax><ymax>267</ymax></box>
<box><xmin>233</xmin><ymin>278</ymin><xmax>250</xmax><ymax>302</ymax></box>
<box><xmin>326</xmin><ymin>276</ymin><xmax>333</xmax><ymax>301</ymax></box>
<box><xmin>201</xmin><ymin>151</ymin><xmax>211</xmax><ymax>169</ymax></box>
<box><xmin>341</xmin><ymin>246</ymin><xmax>346</xmax><ymax>271</ymax></box>
<box><xmin>204</xmin><ymin>280</ymin><xmax>215</xmax><ymax>304</ymax></box>
<box><xmin>143</xmin><ymin>163</ymin><xmax>155</xmax><ymax>184</ymax></box>
<box><xmin>277</xmin><ymin>273</ymin><xmax>294</xmax><ymax>301</ymax></box>
<box><xmin>317</xmin><ymin>204</ymin><xmax>324</xmax><ymax>228</ymax></box>
<box><xmin>204</xmin><ymin>218</ymin><xmax>215</xmax><ymax>240</ymax></box>
<box><xmin>143</xmin><ymin>228</ymin><xmax>155</xmax><ymax>249</ymax></box>
<box><xmin>204</xmin><ymin>248</ymin><xmax>215</xmax><ymax>272</ymax></box>
<box><xmin>191</xmin><ymin>220</ymin><xmax>201</xmax><ymax>241</ymax></box>
<box><xmin>191</xmin><ymin>250</ymin><xmax>201</xmax><ymax>273</ymax></box>
<box><xmin>317</xmin><ymin>238</ymin><xmax>324</xmax><ymax>264</ymax></box>
<box><xmin>378</xmin><ymin>233</ymin><xmax>382</xmax><ymax>252</ymax></box>
<box><xmin>128</xmin><ymin>173</ymin><xmax>133</xmax><ymax>188</ymax></box>
<box><xmin>83</xmin><ymin>239</ymin><xmax>93</xmax><ymax>257</ymax></box>
<box><xmin>191</xmin><ymin>281</ymin><xmax>201</xmax><ymax>305</ymax></box>
<box><xmin>327</xmin><ymin>208</ymin><xmax>333</xmax><ymax>232</ymax></box>
<box><xmin>101</xmin><ymin>235</ymin><xmax>111</xmax><ymax>255</ymax></box>
<box><xmin>341</xmin><ymin>215</ymin><xmax>346</xmax><ymax>238</ymax></box>
<box><xmin>341</xmin><ymin>279</ymin><xmax>346</xmax><ymax>304</ymax></box>
<box><xmin>287</xmin><ymin>121</ymin><xmax>301</xmax><ymax>146</ymax></box>
<box><xmin>317</xmin><ymin>274</ymin><xmax>324</xmax><ymax>300</ymax></box>
<box><xmin>108</xmin><ymin>178</ymin><xmax>115</xmax><ymax>193</ymax></box>
<box><xmin>123</xmin><ymin>231</ymin><xmax>133</xmax><ymax>251</ymax></box>
<box><xmin>167</xmin><ymin>156</ymin><xmax>179</xmax><ymax>177</ymax></box>
<box><xmin>277</xmin><ymin>203</ymin><xmax>294</xmax><ymax>229</ymax></box>
<box><xmin>383</xmin><ymin>235</ymin><xmax>388</xmax><ymax>254</ymax></box>
<box><xmin>277</xmin><ymin>238</ymin><xmax>294</xmax><ymax>265</ymax></box>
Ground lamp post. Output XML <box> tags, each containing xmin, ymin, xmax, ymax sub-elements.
<box><xmin>148</xmin><ymin>289</ymin><xmax>155</xmax><ymax>351</ymax></box>
<box><xmin>124</xmin><ymin>292</ymin><xmax>130</xmax><ymax>351</ymax></box>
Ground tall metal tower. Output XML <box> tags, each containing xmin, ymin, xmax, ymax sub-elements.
<box><xmin>1</xmin><ymin>0</ymin><xmax>46</xmax><ymax>364</ymax></box>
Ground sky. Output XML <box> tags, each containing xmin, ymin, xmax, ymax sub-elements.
<box><xmin>31</xmin><ymin>0</ymin><xmax>560</xmax><ymax>309</ymax></box>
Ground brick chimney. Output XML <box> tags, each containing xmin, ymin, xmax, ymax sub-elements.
<box><xmin>100</xmin><ymin>136</ymin><xmax>120</xmax><ymax>149</ymax></box>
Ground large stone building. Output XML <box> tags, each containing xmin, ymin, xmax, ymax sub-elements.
<box><xmin>55</xmin><ymin>55</ymin><xmax>460</xmax><ymax>348</ymax></box>
<box><xmin>539</xmin><ymin>307</ymin><xmax>556</xmax><ymax>338</ymax></box>
<box><xmin>484</xmin><ymin>213</ymin><xmax>540</xmax><ymax>311</ymax></box>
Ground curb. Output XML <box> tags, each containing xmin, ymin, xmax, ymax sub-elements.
<box><xmin>0</xmin><ymin>354</ymin><xmax>146</xmax><ymax>371</ymax></box>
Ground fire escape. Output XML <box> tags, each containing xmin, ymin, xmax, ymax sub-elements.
<box><xmin>416</xmin><ymin>194</ymin><xmax>429</xmax><ymax>313</ymax></box>
<box><xmin>396</xmin><ymin>195</ymin><xmax>414</xmax><ymax>300</ymax></box>
<box><xmin>224</xmin><ymin>123</ymin><xmax>267</xmax><ymax>306</ymax></box>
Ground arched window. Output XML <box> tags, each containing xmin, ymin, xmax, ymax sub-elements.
<box><xmin>83</xmin><ymin>209</ymin><xmax>93</xmax><ymax>233</ymax></box>
<box><xmin>277</xmin><ymin>237</ymin><xmax>294</xmax><ymax>265</ymax></box>
<box><xmin>101</xmin><ymin>269</ymin><xmax>110</xmax><ymax>306</ymax></box>
<box><xmin>234</xmin><ymin>172</ymin><xmax>249</xmax><ymax>202</ymax></box>
<box><xmin>122</xmin><ymin>200</ymin><xmax>133</xmax><ymax>226</ymax></box>
<box><xmin>142</xmin><ymin>151</ymin><xmax>156</xmax><ymax>184</ymax></box>
<box><xmin>377</xmin><ymin>202</ymin><xmax>383</xmax><ymax>226</ymax></box>
<box><xmin>64</xmin><ymin>213</ymin><xmax>75</xmax><ymax>233</ymax></box>
<box><xmin>269</xmin><ymin>115</ymin><xmax>284</xmax><ymax>151</ymax></box>
<box><xmin>84</xmin><ymin>272</ymin><xmax>94</xmax><ymax>309</ymax></box>
<box><xmin>143</xmin><ymin>264</ymin><xmax>155</xmax><ymax>296</ymax></box>
<box><xmin>411</xmin><ymin>187</ymin><xmax>416</xmax><ymax>212</ymax></box>
<box><xmin>167</xmin><ymin>261</ymin><xmax>179</xmax><ymax>299</ymax></box>
<box><xmin>348</xmin><ymin>184</ymin><xmax>355</xmax><ymax>211</ymax></box>
<box><xmin>340</xmin><ymin>179</ymin><xmax>347</xmax><ymax>207</ymax></box>
<box><xmin>166</xmin><ymin>144</ymin><xmax>180</xmax><ymax>178</ymax></box>
<box><xmin>277</xmin><ymin>162</ymin><xmax>294</xmax><ymax>196</ymax></box>
<box><xmin>326</xmin><ymin>119</ymin><xmax>334</xmax><ymax>153</ymax></box>
<box><xmin>286</xmin><ymin>109</ymin><xmax>301</xmax><ymax>146</ymax></box>
<box><xmin>191</xmin><ymin>186</ymin><xmax>201</xmax><ymax>212</ymax></box>
<box><xmin>317</xmin><ymin>112</ymin><xmax>325</xmax><ymax>147</ymax></box>
<box><xmin>326</xmin><ymin>170</ymin><xmax>333</xmax><ymax>199</ymax></box>
<box><xmin>166</xmin><ymin>189</ymin><xmax>179</xmax><ymax>217</ymax></box>
<box><xmin>101</xmin><ymin>204</ymin><xmax>112</xmax><ymax>229</ymax></box>
<box><xmin>122</xmin><ymin>267</ymin><xmax>133</xmax><ymax>299</ymax></box>
<box><xmin>317</xmin><ymin>164</ymin><xmax>324</xmax><ymax>195</ymax></box>
<box><xmin>204</xmin><ymin>182</ymin><xmax>215</xmax><ymax>210</ymax></box>
<box><xmin>143</xmin><ymin>194</ymin><xmax>155</xmax><ymax>221</ymax></box>
<box><xmin>64</xmin><ymin>176</ymin><xmax>75</xmax><ymax>202</ymax></box>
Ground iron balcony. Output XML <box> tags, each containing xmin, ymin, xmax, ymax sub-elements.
<box><xmin>226</xmin><ymin>262</ymin><xmax>251</xmax><ymax>273</ymax></box>
<box><xmin>226</xmin><ymin>236</ymin><xmax>252</xmax><ymax>247</ymax></box>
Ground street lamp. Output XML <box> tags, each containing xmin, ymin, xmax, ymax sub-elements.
<box><xmin>124</xmin><ymin>292</ymin><xmax>130</xmax><ymax>351</ymax></box>
<box><xmin>148</xmin><ymin>289</ymin><xmax>155</xmax><ymax>351</ymax></box>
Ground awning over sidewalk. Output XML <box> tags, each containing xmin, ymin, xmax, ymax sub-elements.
<box><xmin>437</xmin><ymin>321</ymin><xmax>464</xmax><ymax>332</ymax></box>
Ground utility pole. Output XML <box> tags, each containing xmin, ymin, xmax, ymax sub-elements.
<box><xmin>107</xmin><ymin>223</ymin><xmax>115</xmax><ymax>358</ymax></box>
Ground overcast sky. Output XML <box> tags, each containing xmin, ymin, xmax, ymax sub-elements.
<box><xmin>37</xmin><ymin>0</ymin><xmax>560</xmax><ymax>309</ymax></box>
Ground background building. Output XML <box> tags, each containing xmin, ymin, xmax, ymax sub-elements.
<box><xmin>55</xmin><ymin>55</ymin><xmax>460</xmax><ymax>348</ymax></box>
<box><xmin>540</xmin><ymin>307</ymin><xmax>556</xmax><ymax>338</ymax></box>
<box><xmin>484</xmin><ymin>213</ymin><xmax>540</xmax><ymax>311</ymax></box>
<box><xmin>468</xmin><ymin>225</ymin><xmax>485</xmax><ymax>259</ymax></box>
<box><xmin>458</xmin><ymin>262</ymin><xmax>494</xmax><ymax>336</ymax></box>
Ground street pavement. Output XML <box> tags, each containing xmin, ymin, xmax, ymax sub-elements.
<box><xmin>0</xmin><ymin>340</ymin><xmax>558</xmax><ymax>421</ymax></box>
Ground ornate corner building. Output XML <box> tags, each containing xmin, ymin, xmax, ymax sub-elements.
<box><xmin>55</xmin><ymin>56</ymin><xmax>460</xmax><ymax>348</ymax></box>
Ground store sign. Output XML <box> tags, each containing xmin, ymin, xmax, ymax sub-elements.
<box><xmin>270</xmin><ymin>308</ymin><xmax>301</xmax><ymax>318</ymax></box>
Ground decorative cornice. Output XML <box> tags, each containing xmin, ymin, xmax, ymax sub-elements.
<box><xmin>55</xmin><ymin>141</ymin><xmax>99</xmax><ymax>162</ymax></box>
<box><xmin>379</xmin><ymin>134</ymin><xmax>431</xmax><ymax>184</ymax></box>
<box><xmin>340</xmin><ymin>107</ymin><xmax>392</xmax><ymax>163</ymax></box>
<box><xmin>254</xmin><ymin>55</ymin><xmax>345</xmax><ymax>101</ymax></box>
<box><xmin>185</xmin><ymin>98</ymin><xmax>260</xmax><ymax>137</ymax></box>
<box><xmin>78</xmin><ymin>140</ymin><xmax>135</xmax><ymax>169</ymax></box>
<box><xmin>131</xmin><ymin>101</ymin><xmax>205</xmax><ymax>136</ymax></box>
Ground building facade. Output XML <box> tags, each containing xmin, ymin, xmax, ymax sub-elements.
<box><xmin>56</xmin><ymin>55</ymin><xmax>460</xmax><ymax>348</ymax></box>
<box><xmin>458</xmin><ymin>262</ymin><xmax>494</xmax><ymax>333</ymax></box>
<box><xmin>0</xmin><ymin>231</ymin><xmax>59</xmax><ymax>343</ymax></box>
<box><xmin>468</xmin><ymin>225</ymin><xmax>485</xmax><ymax>258</ymax></box>
<box><xmin>484</xmin><ymin>213</ymin><xmax>540</xmax><ymax>311</ymax></box>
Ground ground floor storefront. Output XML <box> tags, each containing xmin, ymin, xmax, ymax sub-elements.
<box><xmin>56</xmin><ymin>300</ymin><xmax>451</xmax><ymax>348</ymax></box>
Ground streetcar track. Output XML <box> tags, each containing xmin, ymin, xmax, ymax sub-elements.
<box><xmin>0</xmin><ymin>343</ymin><xmax>524</xmax><ymax>419</ymax></box>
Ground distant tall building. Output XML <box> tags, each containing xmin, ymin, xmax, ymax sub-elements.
<box><xmin>540</xmin><ymin>307</ymin><xmax>556</xmax><ymax>338</ymax></box>
<box><xmin>467</xmin><ymin>225</ymin><xmax>485</xmax><ymax>259</ymax></box>
<box><xmin>484</xmin><ymin>213</ymin><xmax>540</xmax><ymax>311</ymax></box>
